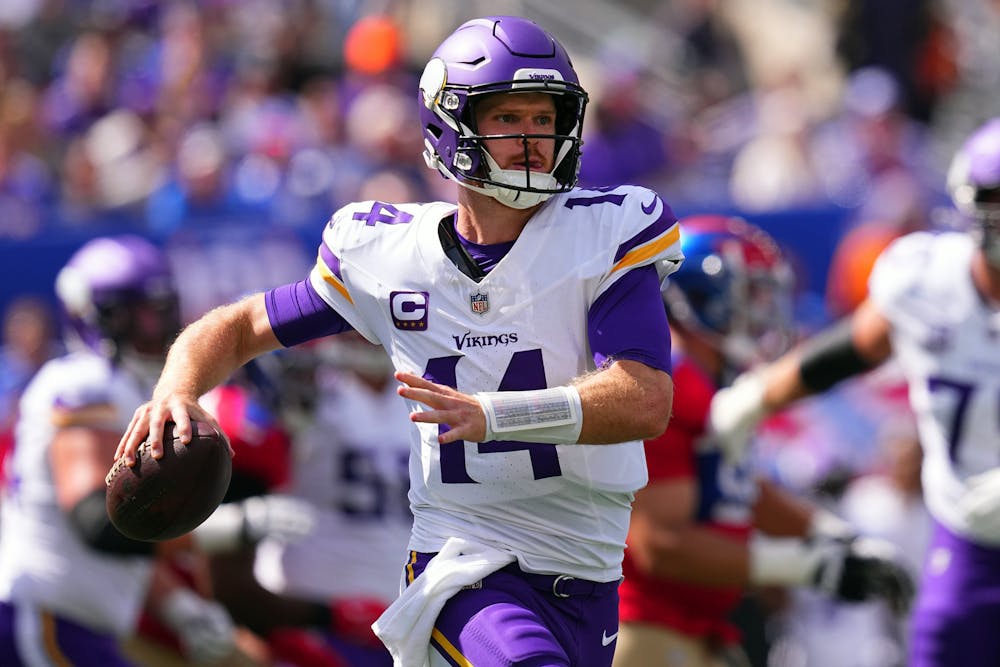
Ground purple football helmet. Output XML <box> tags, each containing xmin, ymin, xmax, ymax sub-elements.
<box><xmin>664</xmin><ymin>215</ymin><xmax>795</xmax><ymax>377</ymax></box>
<box><xmin>55</xmin><ymin>235</ymin><xmax>180</xmax><ymax>360</ymax></box>
<box><xmin>418</xmin><ymin>15</ymin><xmax>588</xmax><ymax>209</ymax></box>
<box><xmin>947</xmin><ymin>117</ymin><xmax>1000</xmax><ymax>265</ymax></box>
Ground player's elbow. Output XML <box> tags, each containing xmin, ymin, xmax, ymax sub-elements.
<box><xmin>633</xmin><ymin>372</ymin><xmax>674</xmax><ymax>439</ymax></box>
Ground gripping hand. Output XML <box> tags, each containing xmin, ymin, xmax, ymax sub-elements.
<box><xmin>160</xmin><ymin>589</ymin><xmax>235</xmax><ymax>664</ymax></box>
<box><xmin>194</xmin><ymin>494</ymin><xmax>316</xmax><ymax>553</ymax></box>
<box><xmin>813</xmin><ymin>537</ymin><xmax>915</xmax><ymax>615</ymax></box>
<box><xmin>957</xmin><ymin>467</ymin><xmax>1000</xmax><ymax>539</ymax></box>
<box><xmin>707</xmin><ymin>369</ymin><xmax>768</xmax><ymax>462</ymax></box>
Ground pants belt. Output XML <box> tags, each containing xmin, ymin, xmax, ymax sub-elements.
<box><xmin>500</xmin><ymin>563</ymin><xmax>621</xmax><ymax>599</ymax></box>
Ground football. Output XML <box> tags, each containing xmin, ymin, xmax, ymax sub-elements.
<box><xmin>106</xmin><ymin>420</ymin><xmax>232</xmax><ymax>541</ymax></box>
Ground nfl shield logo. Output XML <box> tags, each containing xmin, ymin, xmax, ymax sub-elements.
<box><xmin>470</xmin><ymin>292</ymin><xmax>489</xmax><ymax>315</ymax></box>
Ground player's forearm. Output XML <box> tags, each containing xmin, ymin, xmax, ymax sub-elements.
<box><xmin>574</xmin><ymin>360</ymin><xmax>673</xmax><ymax>444</ymax></box>
<box><xmin>637</xmin><ymin>523</ymin><xmax>751</xmax><ymax>587</ymax></box>
<box><xmin>751</xmin><ymin>479</ymin><xmax>816</xmax><ymax>537</ymax></box>
<box><xmin>155</xmin><ymin>294</ymin><xmax>280</xmax><ymax>401</ymax></box>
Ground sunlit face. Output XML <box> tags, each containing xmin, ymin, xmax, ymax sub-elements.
<box><xmin>474</xmin><ymin>92</ymin><xmax>557</xmax><ymax>173</ymax></box>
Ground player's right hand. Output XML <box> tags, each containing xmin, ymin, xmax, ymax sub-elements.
<box><xmin>813</xmin><ymin>537</ymin><xmax>915</xmax><ymax>616</ymax></box>
<box><xmin>116</xmin><ymin>396</ymin><xmax>229</xmax><ymax>465</ymax></box>
<box><xmin>707</xmin><ymin>369</ymin><xmax>769</xmax><ymax>462</ymax></box>
<box><xmin>160</xmin><ymin>588</ymin><xmax>236</xmax><ymax>664</ymax></box>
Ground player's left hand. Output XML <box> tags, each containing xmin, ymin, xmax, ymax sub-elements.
<box><xmin>160</xmin><ymin>588</ymin><xmax>236</xmax><ymax>664</ymax></box>
<box><xmin>814</xmin><ymin>537</ymin><xmax>915</xmax><ymax>616</ymax></box>
<box><xmin>394</xmin><ymin>371</ymin><xmax>486</xmax><ymax>444</ymax></box>
<box><xmin>957</xmin><ymin>467</ymin><xmax>1000</xmax><ymax>537</ymax></box>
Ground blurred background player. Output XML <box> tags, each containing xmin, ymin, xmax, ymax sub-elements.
<box><xmin>0</xmin><ymin>235</ymin><xmax>314</xmax><ymax>666</ymax></box>
<box><xmin>0</xmin><ymin>235</ymin><xmax>237</xmax><ymax>665</ymax></box>
<box><xmin>709</xmin><ymin>116</ymin><xmax>1000</xmax><ymax>667</ymax></box>
<box><xmin>250</xmin><ymin>332</ymin><xmax>411</xmax><ymax>666</ymax></box>
<box><xmin>614</xmin><ymin>215</ymin><xmax>914</xmax><ymax>667</ymax></box>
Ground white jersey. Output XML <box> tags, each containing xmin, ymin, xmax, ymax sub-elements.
<box><xmin>869</xmin><ymin>231</ymin><xmax>1000</xmax><ymax>544</ymax></box>
<box><xmin>0</xmin><ymin>352</ymin><xmax>153</xmax><ymax>635</ymax></box>
<box><xmin>255</xmin><ymin>371</ymin><xmax>412</xmax><ymax>603</ymax></box>
<box><xmin>308</xmin><ymin>186</ymin><xmax>683</xmax><ymax>581</ymax></box>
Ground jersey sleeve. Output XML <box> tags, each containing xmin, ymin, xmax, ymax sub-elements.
<box><xmin>307</xmin><ymin>202</ymin><xmax>382</xmax><ymax>343</ymax></box>
<box><xmin>595</xmin><ymin>185</ymin><xmax>684</xmax><ymax>301</ymax></box>
<box><xmin>867</xmin><ymin>231</ymin><xmax>934</xmax><ymax>325</ymax></box>
<box><xmin>46</xmin><ymin>358</ymin><xmax>119</xmax><ymax>428</ymax></box>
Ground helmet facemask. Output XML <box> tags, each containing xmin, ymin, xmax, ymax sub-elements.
<box><xmin>972</xmin><ymin>188</ymin><xmax>1000</xmax><ymax>268</ymax></box>
<box><xmin>947</xmin><ymin>118</ymin><xmax>1000</xmax><ymax>267</ymax></box>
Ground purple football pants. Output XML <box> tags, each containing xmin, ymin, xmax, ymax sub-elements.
<box><xmin>0</xmin><ymin>600</ymin><xmax>135</xmax><ymax>666</ymax></box>
<box><xmin>909</xmin><ymin>519</ymin><xmax>1000</xmax><ymax>666</ymax></box>
<box><xmin>409</xmin><ymin>551</ymin><xmax>621</xmax><ymax>667</ymax></box>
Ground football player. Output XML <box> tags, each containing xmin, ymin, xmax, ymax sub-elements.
<box><xmin>709</xmin><ymin>117</ymin><xmax>1000</xmax><ymax>666</ymax></box>
<box><xmin>613</xmin><ymin>215</ymin><xmax>914</xmax><ymax>667</ymax></box>
<box><xmin>249</xmin><ymin>333</ymin><xmax>411</xmax><ymax>666</ymax></box>
<box><xmin>0</xmin><ymin>236</ymin><xmax>311</xmax><ymax>666</ymax></box>
<box><xmin>0</xmin><ymin>236</ymin><xmax>237</xmax><ymax>665</ymax></box>
<box><xmin>116</xmin><ymin>15</ymin><xmax>683</xmax><ymax>667</ymax></box>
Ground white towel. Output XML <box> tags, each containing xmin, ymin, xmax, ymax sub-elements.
<box><xmin>372</xmin><ymin>537</ymin><xmax>515</xmax><ymax>667</ymax></box>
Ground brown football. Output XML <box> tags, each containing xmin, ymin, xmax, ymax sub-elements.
<box><xmin>105</xmin><ymin>420</ymin><xmax>232</xmax><ymax>541</ymax></box>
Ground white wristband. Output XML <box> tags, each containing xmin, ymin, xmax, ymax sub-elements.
<box><xmin>476</xmin><ymin>386</ymin><xmax>583</xmax><ymax>445</ymax></box>
<box><xmin>748</xmin><ymin>534</ymin><xmax>831</xmax><ymax>586</ymax></box>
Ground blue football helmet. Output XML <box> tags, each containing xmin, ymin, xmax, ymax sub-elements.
<box><xmin>664</xmin><ymin>215</ymin><xmax>795</xmax><ymax>373</ymax></box>
<box><xmin>947</xmin><ymin>117</ymin><xmax>1000</xmax><ymax>266</ymax></box>
<box><xmin>55</xmin><ymin>235</ymin><xmax>180</xmax><ymax>360</ymax></box>
<box><xmin>418</xmin><ymin>15</ymin><xmax>588</xmax><ymax>209</ymax></box>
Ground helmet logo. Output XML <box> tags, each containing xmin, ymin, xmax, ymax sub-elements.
<box><xmin>419</xmin><ymin>58</ymin><xmax>448</xmax><ymax>109</ymax></box>
<box><xmin>512</xmin><ymin>68</ymin><xmax>564</xmax><ymax>90</ymax></box>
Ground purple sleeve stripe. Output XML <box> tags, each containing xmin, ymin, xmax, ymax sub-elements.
<box><xmin>588</xmin><ymin>264</ymin><xmax>672</xmax><ymax>374</ymax></box>
<box><xmin>319</xmin><ymin>243</ymin><xmax>343</xmax><ymax>281</ymax></box>
<box><xmin>613</xmin><ymin>204</ymin><xmax>677</xmax><ymax>264</ymax></box>
<box><xmin>264</xmin><ymin>279</ymin><xmax>353</xmax><ymax>348</ymax></box>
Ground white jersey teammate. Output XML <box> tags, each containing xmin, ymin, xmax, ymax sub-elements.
<box><xmin>0</xmin><ymin>353</ymin><xmax>154</xmax><ymax>639</ymax></box>
<box><xmin>709</xmin><ymin>116</ymin><xmax>1000</xmax><ymax>667</ymax></box>
<box><xmin>255</xmin><ymin>338</ymin><xmax>412</xmax><ymax>605</ymax></box>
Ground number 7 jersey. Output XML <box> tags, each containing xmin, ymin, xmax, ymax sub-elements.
<box><xmin>869</xmin><ymin>231</ymin><xmax>1000</xmax><ymax>545</ymax></box>
<box><xmin>307</xmin><ymin>186</ymin><xmax>683</xmax><ymax>581</ymax></box>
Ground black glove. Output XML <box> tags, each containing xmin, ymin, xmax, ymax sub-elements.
<box><xmin>813</xmin><ymin>537</ymin><xmax>916</xmax><ymax>615</ymax></box>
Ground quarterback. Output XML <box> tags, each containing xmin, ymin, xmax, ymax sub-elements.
<box><xmin>117</xmin><ymin>15</ymin><xmax>683</xmax><ymax>667</ymax></box>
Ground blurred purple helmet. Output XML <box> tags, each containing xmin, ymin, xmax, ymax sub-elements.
<box><xmin>947</xmin><ymin>117</ymin><xmax>1000</xmax><ymax>265</ymax></box>
<box><xmin>418</xmin><ymin>16</ymin><xmax>588</xmax><ymax>209</ymax></box>
<box><xmin>55</xmin><ymin>235</ymin><xmax>180</xmax><ymax>359</ymax></box>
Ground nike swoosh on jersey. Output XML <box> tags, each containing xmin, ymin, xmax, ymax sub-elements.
<box><xmin>601</xmin><ymin>630</ymin><xmax>619</xmax><ymax>646</ymax></box>
<box><xmin>640</xmin><ymin>195</ymin><xmax>659</xmax><ymax>215</ymax></box>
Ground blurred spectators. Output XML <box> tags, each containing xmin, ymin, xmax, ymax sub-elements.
<box><xmin>0</xmin><ymin>296</ymin><xmax>60</xmax><ymax>477</ymax></box>
<box><xmin>578</xmin><ymin>67</ymin><xmax>672</xmax><ymax>189</ymax></box>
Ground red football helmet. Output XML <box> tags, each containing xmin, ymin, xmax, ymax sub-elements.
<box><xmin>664</xmin><ymin>214</ymin><xmax>795</xmax><ymax>374</ymax></box>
